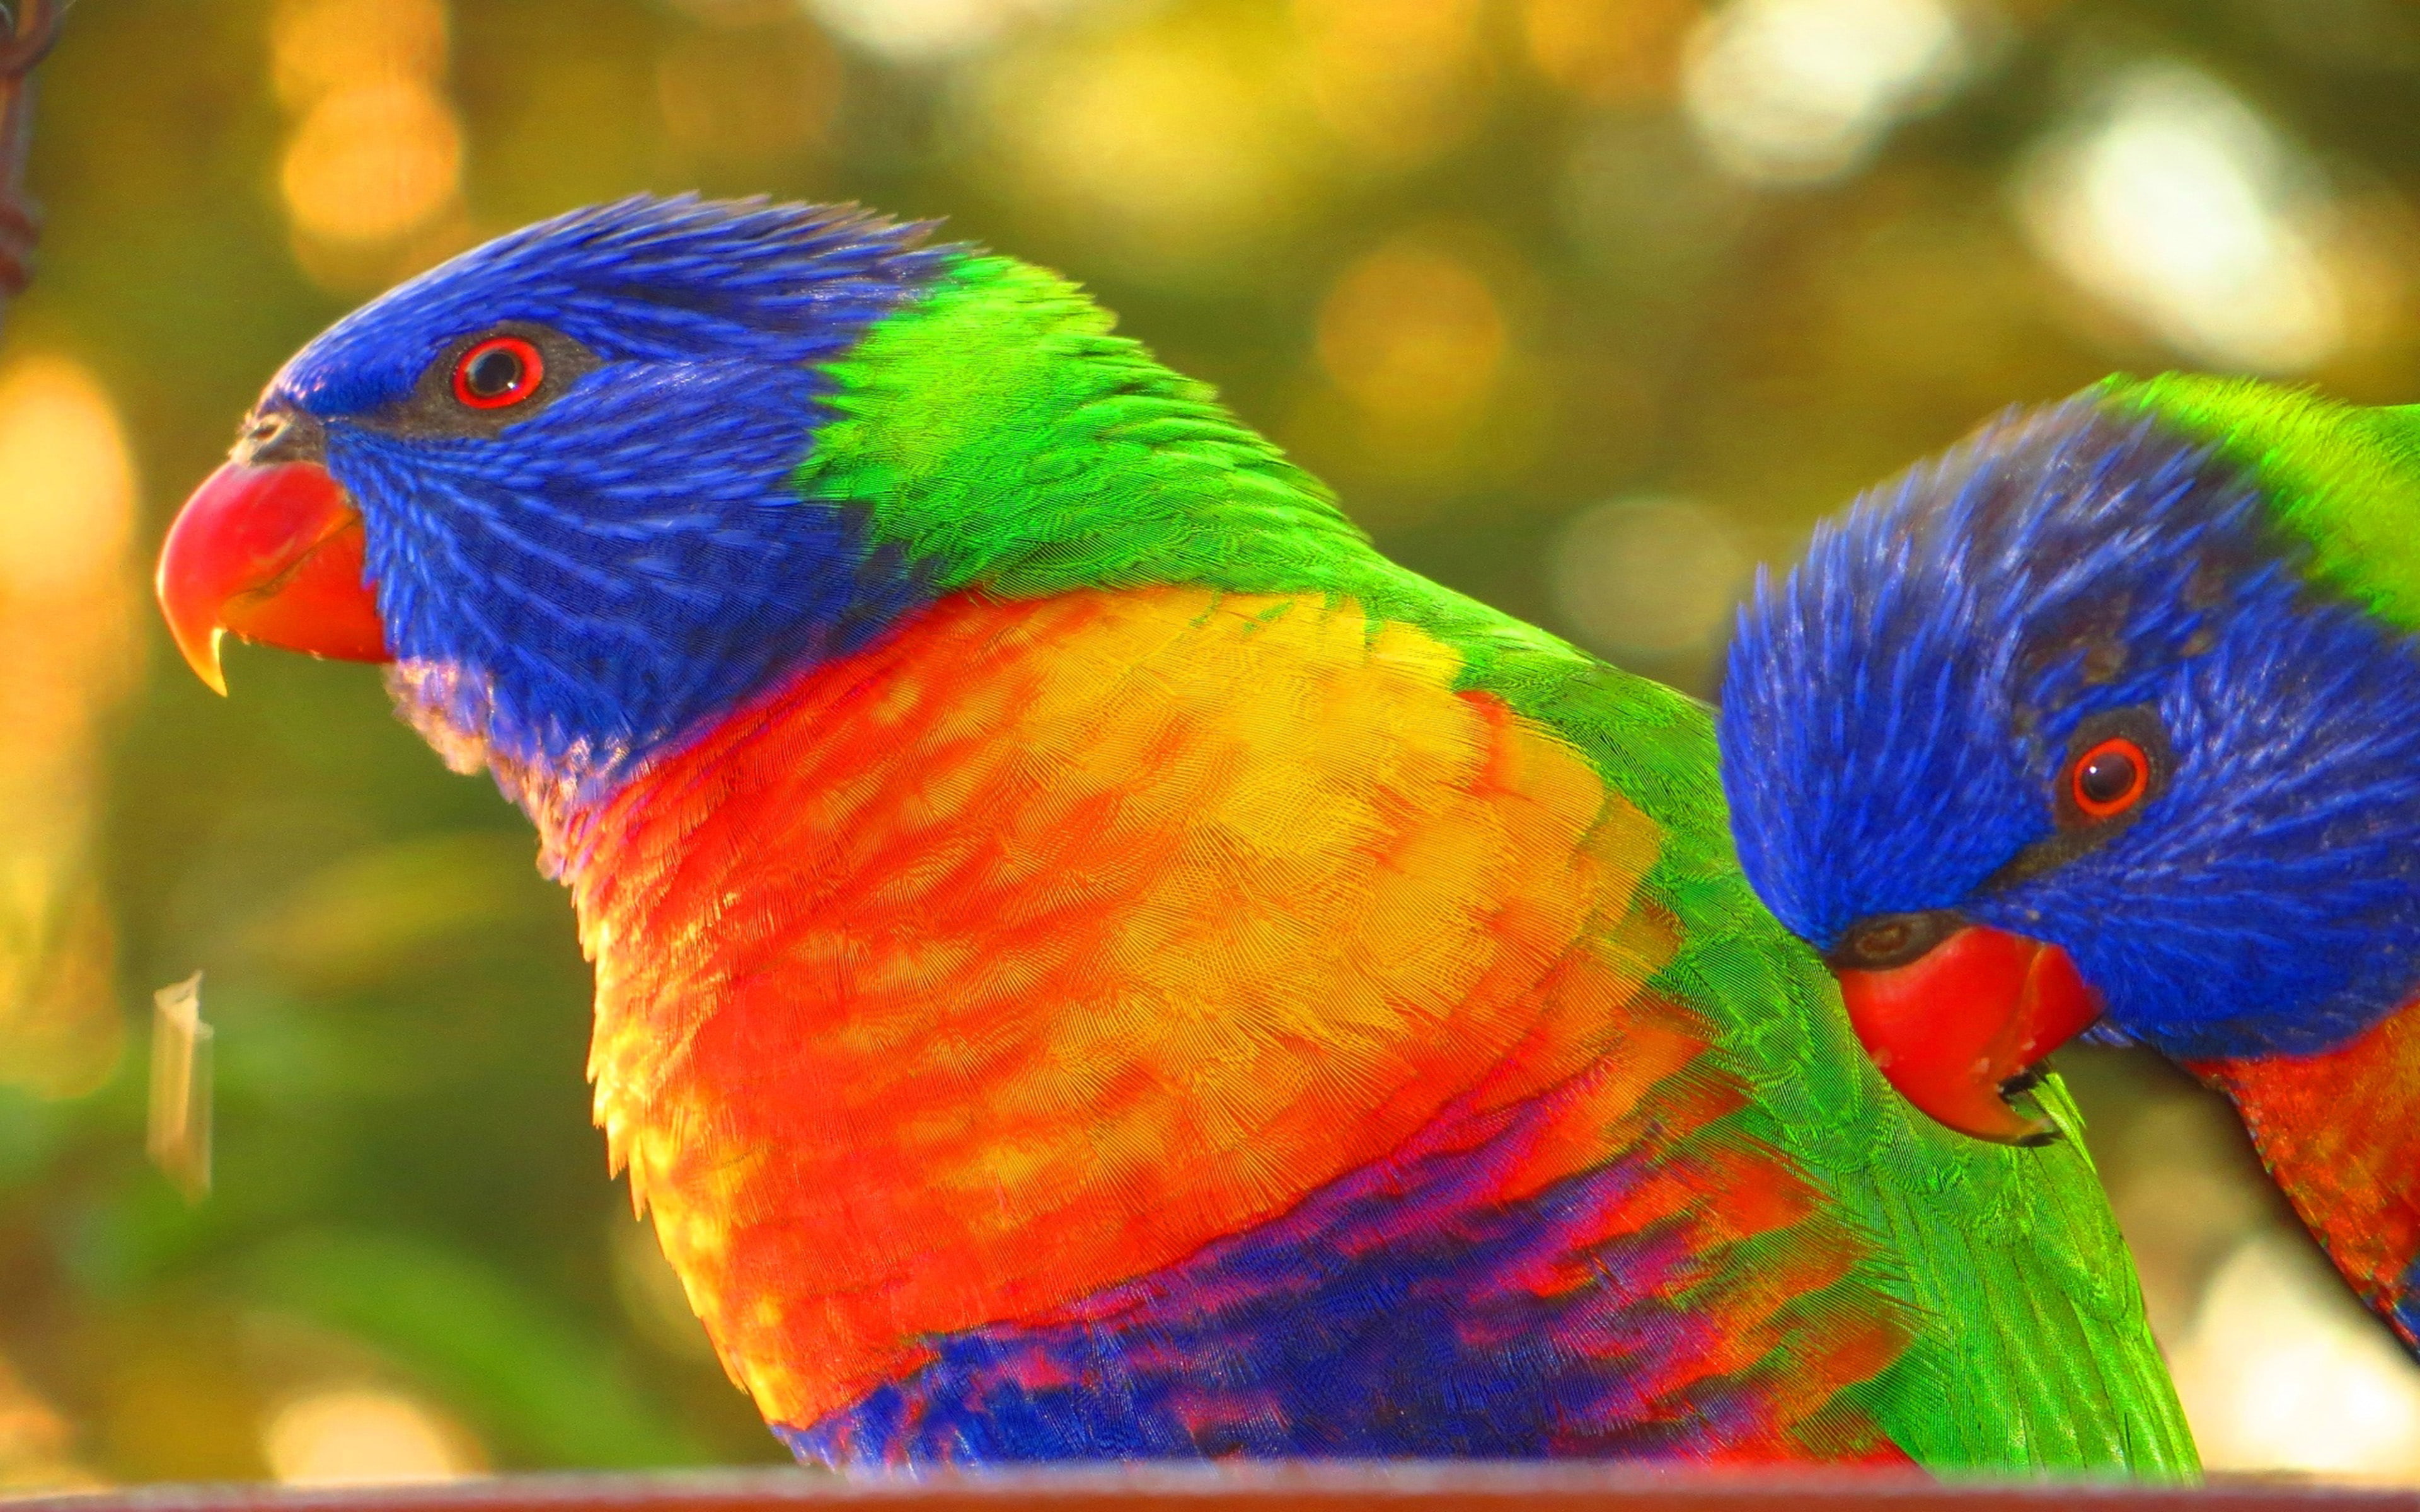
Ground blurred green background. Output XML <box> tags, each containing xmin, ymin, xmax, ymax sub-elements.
<box><xmin>4</xmin><ymin>0</ymin><xmax>2420</xmax><ymax>1489</ymax></box>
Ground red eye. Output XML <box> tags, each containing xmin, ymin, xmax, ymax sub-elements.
<box><xmin>2069</xmin><ymin>735</ymin><xmax>2149</xmax><ymax>820</ymax></box>
<box><xmin>451</xmin><ymin>336</ymin><xmax>544</xmax><ymax>410</ymax></box>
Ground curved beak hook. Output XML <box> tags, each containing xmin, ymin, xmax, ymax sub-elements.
<box><xmin>155</xmin><ymin>459</ymin><xmax>390</xmax><ymax>693</ymax></box>
<box><xmin>1833</xmin><ymin>925</ymin><xmax>2102</xmax><ymax>1144</ymax></box>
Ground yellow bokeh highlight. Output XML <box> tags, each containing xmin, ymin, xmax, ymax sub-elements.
<box><xmin>1299</xmin><ymin>234</ymin><xmax>1540</xmax><ymax>508</ymax></box>
<box><xmin>0</xmin><ymin>358</ymin><xmax>134</xmax><ymax>599</ymax></box>
<box><xmin>0</xmin><ymin>1352</ymin><xmax>95</xmax><ymax>1492</ymax></box>
<box><xmin>1317</xmin><ymin>238</ymin><xmax>1509</xmax><ymax>429</ymax></box>
<box><xmin>271</xmin><ymin>0</ymin><xmax>464</xmax><ymax>287</ymax></box>
<box><xmin>262</xmin><ymin>1387</ymin><xmax>484</xmax><ymax>1486</ymax></box>
<box><xmin>0</xmin><ymin>355</ymin><xmax>140</xmax><ymax>1101</ymax></box>
<box><xmin>270</xmin><ymin>0</ymin><xmax>447</xmax><ymax>110</ymax></box>
<box><xmin>280</xmin><ymin>80</ymin><xmax>463</xmax><ymax>247</ymax></box>
<box><xmin>1294</xmin><ymin>0</ymin><xmax>1490</xmax><ymax>169</ymax></box>
<box><xmin>971</xmin><ymin>26</ymin><xmax>1298</xmax><ymax>268</ymax></box>
<box><xmin>1523</xmin><ymin>0</ymin><xmax>1701</xmax><ymax>104</ymax></box>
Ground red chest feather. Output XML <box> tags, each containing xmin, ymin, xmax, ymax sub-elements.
<box><xmin>544</xmin><ymin>586</ymin><xmax>1759</xmax><ymax>1428</ymax></box>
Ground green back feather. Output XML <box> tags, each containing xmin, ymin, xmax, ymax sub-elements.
<box><xmin>798</xmin><ymin>253</ymin><xmax>2195</xmax><ymax>1474</ymax></box>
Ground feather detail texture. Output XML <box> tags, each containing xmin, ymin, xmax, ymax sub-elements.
<box><xmin>568</xmin><ymin>585</ymin><xmax>1901</xmax><ymax>1457</ymax></box>
<box><xmin>1724</xmin><ymin>367</ymin><xmax>2420</xmax><ymax>1380</ymax></box>
<box><xmin>222</xmin><ymin>197</ymin><xmax>2191</xmax><ymax>1474</ymax></box>
<box><xmin>2189</xmin><ymin>997</ymin><xmax>2420</xmax><ymax>1348</ymax></box>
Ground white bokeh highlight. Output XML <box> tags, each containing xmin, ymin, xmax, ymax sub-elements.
<box><xmin>1683</xmin><ymin>0</ymin><xmax>1972</xmax><ymax>185</ymax></box>
<box><xmin>802</xmin><ymin>0</ymin><xmax>1093</xmax><ymax>63</ymax></box>
<box><xmin>2018</xmin><ymin>62</ymin><xmax>2346</xmax><ymax>374</ymax></box>
<box><xmin>2171</xmin><ymin>1232</ymin><xmax>2420</xmax><ymax>1480</ymax></box>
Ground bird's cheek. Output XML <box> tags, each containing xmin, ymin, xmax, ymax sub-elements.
<box><xmin>1833</xmin><ymin>925</ymin><xmax>2103</xmax><ymax>1145</ymax></box>
<box><xmin>156</xmin><ymin>459</ymin><xmax>391</xmax><ymax>694</ymax></box>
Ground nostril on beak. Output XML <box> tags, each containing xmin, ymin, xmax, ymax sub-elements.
<box><xmin>234</xmin><ymin>411</ymin><xmax>287</xmax><ymax>462</ymax></box>
<box><xmin>234</xmin><ymin>408</ymin><xmax>325</xmax><ymax>467</ymax></box>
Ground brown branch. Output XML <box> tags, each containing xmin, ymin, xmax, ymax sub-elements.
<box><xmin>0</xmin><ymin>0</ymin><xmax>64</xmax><ymax>304</ymax></box>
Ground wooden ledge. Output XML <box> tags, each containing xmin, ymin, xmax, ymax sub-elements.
<box><xmin>6</xmin><ymin>1466</ymin><xmax>2413</xmax><ymax>1512</ymax></box>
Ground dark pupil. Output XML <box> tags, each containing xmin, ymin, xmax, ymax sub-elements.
<box><xmin>465</xmin><ymin>346</ymin><xmax>524</xmax><ymax>399</ymax></box>
<box><xmin>2079</xmin><ymin>750</ymin><xmax>2138</xmax><ymax>806</ymax></box>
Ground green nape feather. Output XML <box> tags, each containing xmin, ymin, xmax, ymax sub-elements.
<box><xmin>794</xmin><ymin>252</ymin><xmax>2194</xmax><ymax>1474</ymax></box>
<box><xmin>2099</xmin><ymin>373</ymin><xmax>2420</xmax><ymax>633</ymax></box>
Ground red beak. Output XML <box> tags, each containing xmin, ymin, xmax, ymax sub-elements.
<box><xmin>154</xmin><ymin>459</ymin><xmax>391</xmax><ymax>694</ymax></box>
<box><xmin>1834</xmin><ymin>925</ymin><xmax>2102</xmax><ymax>1143</ymax></box>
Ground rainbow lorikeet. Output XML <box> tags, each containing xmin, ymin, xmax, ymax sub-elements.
<box><xmin>1721</xmin><ymin>375</ymin><xmax>2420</xmax><ymax>1360</ymax></box>
<box><xmin>155</xmin><ymin>196</ymin><xmax>2191</xmax><ymax>1471</ymax></box>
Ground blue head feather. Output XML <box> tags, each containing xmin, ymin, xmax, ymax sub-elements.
<box><xmin>260</xmin><ymin>195</ymin><xmax>948</xmax><ymax>799</ymax></box>
<box><xmin>1720</xmin><ymin>399</ymin><xmax>2420</xmax><ymax>1060</ymax></box>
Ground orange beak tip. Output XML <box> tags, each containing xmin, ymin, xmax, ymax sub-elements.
<box><xmin>185</xmin><ymin>627</ymin><xmax>229</xmax><ymax>696</ymax></box>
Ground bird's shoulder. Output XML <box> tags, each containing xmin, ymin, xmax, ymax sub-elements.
<box><xmin>562</xmin><ymin>580</ymin><xmax>1915</xmax><ymax>1454</ymax></box>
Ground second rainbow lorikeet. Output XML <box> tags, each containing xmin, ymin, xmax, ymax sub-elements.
<box><xmin>155</xmin><ymin>197</ymin><xmax>2190</xmax><ymax>1472</ymax></box>
<box><xmin>1721</xmin><ymin>375</ymin><xmax>2420</xmax><ymax>1361</ymax></box>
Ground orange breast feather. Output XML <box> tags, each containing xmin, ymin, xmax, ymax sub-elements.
<box><xmin>2192</xmin><ymin>996</ymin><xmax>2420</xmax><ymax>1341</ymax></box>
<box><xmin>558</xmin><ymin>586</ymin><xmax>1682</xmax><ymax>1428</ymax></box>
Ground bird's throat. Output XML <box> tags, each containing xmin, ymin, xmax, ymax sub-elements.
<box><xmin>2188</xmin><ymin>996</ymin><xmax>2420</xmax><ymax>1351</ymax></box>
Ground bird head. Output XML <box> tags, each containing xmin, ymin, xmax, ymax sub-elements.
<box><xmin>1719</xmin><ymin>379</ymin><xmax>2420</xmax><ymax>1143</ymax></box>
<box><xmin>157</xmin><ymin>195</ymin><xmax>947</xmax><ymax>797</ymax></box>
<box><xmin>158</xmin><ymin>195</ymin><xmax>1364</xmax><ymax>808</ymax></box>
